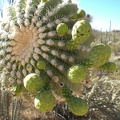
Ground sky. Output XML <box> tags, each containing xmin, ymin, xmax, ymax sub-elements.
<box><xmin>75</xmin><ymin>0</ymin><xmax>120</xmax><ymax>31</ymax></box>
<box><xmin>0</xmin><ymin>0</ymin><xmax>120</xmax><ymax>31</ymax></box>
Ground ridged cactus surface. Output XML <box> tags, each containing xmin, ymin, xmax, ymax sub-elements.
<box><xmin>0</xmin><ymin>0</ymin><xmax>116</xmax><ymax>116</ymax></box>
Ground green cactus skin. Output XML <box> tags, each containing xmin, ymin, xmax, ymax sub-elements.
<box><xmin>34</xmin><ymin>89</ymin><xmax>56</xmax><ymax>112</ymax></box>
<box><xmin>56</xmin><ymin>23</ymin><xmax>69</xmax><ymax>36</ymax></box>
<box><xmin>77</xmin><ymin>9</ymin><xmax>86</xmax><ymax>19</ymax></box>
<box><xmin>23</xmin><ymin>73</ymin><xmax>45</xmax><ymax>93</ymax></box>
<box><xmin>86</xmin><ymin>43</ymin><xmax>111</xmax><ymax>67</ymax></box>
<box><xmin>67</xmin><ymin>96</ymin><xmax>88</xmax><ymax>116</ymax></box>
<box><xmin>67</xmin><ymin>65</ymin><xmax>87</xmax><ymax>83</ymax></box>
<box><xmin>99</xmin><ymin>62</ymin><xmax>116</xmax><ymax>72</ymax></box>
<box><xmin>66</xmin><ymin>20</ymin><xmax>92</xmax><ymax>50</ymax></box>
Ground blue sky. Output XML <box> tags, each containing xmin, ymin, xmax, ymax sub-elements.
<box><xmin>77</xmin><ymin>0</ymin><xmax>120</xmax><ymax>31</ymax></box>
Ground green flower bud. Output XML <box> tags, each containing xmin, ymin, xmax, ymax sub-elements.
<box><xmin>56</xmin><ymin>23</ymin><xmax>68</xmax><ymax>36</ymax></box>
<box><xmin>67</xmin><ymin>20</ymin><xmax>92</xmax><ymax>50</ymax></box>
<box><xmin>34</xmin><ymin>89</ymin><xmax>56</xmax><ymax>112</ymax></box>
<box><xmin>77</xmin><ymin>9</ymin><xmax>86</xmax><ymax>19</ymax></box>
<box><xmin>67</xmin><ymin>65</ymin><xmax>87</xmax><ymax>83</ymax></box>
<box><xmin>87</xmin><ymin>43</ymin><xmax>111</xmax><ymax>67</ymax></box>
<box><xmin>37</xmin><ymin>61</ymin><xmax>46</xmax><ymax>70</ymax></box>
<box><xmin>23</xmin><ymin>73</ymin><xmax>45</xmax><ymax>93</ymax></box>
<box><xmin>67</xmin><ymin>96</ymin><xmax>88</xmax><ymax>116</ymax></box>
<box><xmin>99</xmin><ymin>62</ymin><xmax>116</xmax><ymax>72</ymax></box>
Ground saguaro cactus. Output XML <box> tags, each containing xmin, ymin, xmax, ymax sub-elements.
<box><xmin>0</xmin><ymin>0</ymin><xmax>116</xmax><ymax>116</ymax></box>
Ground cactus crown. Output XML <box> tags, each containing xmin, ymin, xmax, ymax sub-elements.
<box><xmin>0</xmin><ymin>0</ymin><xmax>115</xmax><ymax>116</ymax></box>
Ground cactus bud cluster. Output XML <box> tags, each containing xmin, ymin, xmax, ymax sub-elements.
<box><xmin>0</xmin><ymin>0</ymin><xmax>116</xmax><ymax>116</ymax></box>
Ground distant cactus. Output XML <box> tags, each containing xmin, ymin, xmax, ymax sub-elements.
<box><xmin>0</xmin><ymin>0</ymin><xmax>116</xmax><ymax>116</ymax></box>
